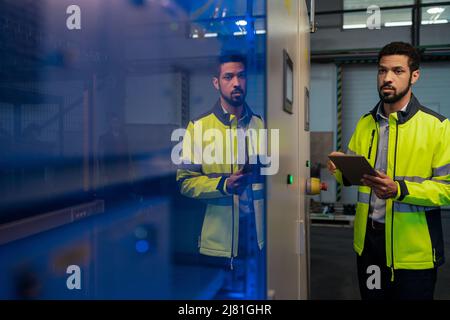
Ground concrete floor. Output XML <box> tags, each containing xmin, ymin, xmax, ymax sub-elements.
<box><xmin>310</xmin><ymin>210</ymin><xmax>450</xmax><ymax>300</ymax></box>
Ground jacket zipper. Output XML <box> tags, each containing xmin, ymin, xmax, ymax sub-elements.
<box><xmin>368</xmin><ymin>129</ymin><xmax>376</xmax><ymax>159</ymax></box>
<box><xmin>391</xmin><ymin>121</ymin><xmax>399</xmax><ymax>282</ymax></box>
<box><xmin>229</xmin><ymin>119</ymin><xmax>235</xmax><ymax>270</ymax></box>
<box><xmin>368</xmin><ymin>124</ymin><xmax>379</xmax><ymax>221</ymax></box>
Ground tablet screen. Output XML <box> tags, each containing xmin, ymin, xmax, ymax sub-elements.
<box><xmin>329</xmin><ymin>155</ymin><xmax>377</xmax><ymax>186</ymax></box>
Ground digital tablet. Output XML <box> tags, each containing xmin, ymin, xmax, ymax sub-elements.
<box><xmin>328</xmin><ymin>155</ymin><xmax>378</xmax><ymax>186</ymax></box>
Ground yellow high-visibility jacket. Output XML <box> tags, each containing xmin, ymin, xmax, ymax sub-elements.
<box><xmin>335</xmin><ymin>94</ymin><xmax>450</xmax><ymax>271</ymax></box>
<box><xmin>176</xmin><ymin>101</ymin><xmax>265</xmax><ymax>258</ymax></box>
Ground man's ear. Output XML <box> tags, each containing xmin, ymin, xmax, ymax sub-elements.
<box><xmin>212</xmin><ymin>77</ymin><xmax>219</xmax><ymax>90</ymax></box>
<box><xmin>411</xmin><ymin>69</ymin><xmax>420</xmax><ymax>85</ymax></box>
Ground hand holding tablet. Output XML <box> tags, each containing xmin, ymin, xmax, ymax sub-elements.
<box><xmin>328</xmin><ymin>154</ymin><xmax>378</xmax><ymax>186</ymax></box>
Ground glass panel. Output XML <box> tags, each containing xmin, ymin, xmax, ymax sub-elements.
<box><xmin>422</xmin><ymin>0</ymin><xmax>450</xmax><ymax>3</ymax></box>
<box><xmin>343</xmin><ymin>8</ymin><xmax>412</xmax><ymax>29</ymax></box>
<box><xmin>343</xmin><ymin>0</ymin><xmax>414</xmax><ymax>10</ymax></box>
<box><xmin>421</xmin><ymin>5</ymin><xmax>450</xmax><ymax>25</ymax></box>
<box><xmin>0</xmin><ymin>0</ymin><xmax>267</xmax><ymax>300</ymax></box>
<box><xmin>420</xmin><ymin>5</ymin><xmax>450</xmax><ymax>45</ymax></box>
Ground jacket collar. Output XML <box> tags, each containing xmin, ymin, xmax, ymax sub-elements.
<box><xmin>369</xmin><ymin>93</ymin><xmax>420</xmax><ymax>124</ymax></box>
<box><xmin>212</xmin><ymin>99</ymin><xmax>254</xmax><ymax>126</ymax></box>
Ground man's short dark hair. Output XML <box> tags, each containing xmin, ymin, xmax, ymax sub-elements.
<box><xmin>378</xmin><ymin>42</ymin><xmax>420</xmax><ymax>72</ymax></box>
<box><xmin>216</xmin><ymin>53</ymin><xmax>247</xmax><ymax>77</ymax></box>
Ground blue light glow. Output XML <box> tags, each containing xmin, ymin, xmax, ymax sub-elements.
<box><xmin>135</xmin><ymin>240</ymin><xmax>150</xmax><ymax>253</ymax></box>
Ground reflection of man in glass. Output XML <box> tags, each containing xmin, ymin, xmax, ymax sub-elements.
<box><xmin>176</xmin><ymin>54</ymin><xmax>265</xmax><ymax>274</ymax></box>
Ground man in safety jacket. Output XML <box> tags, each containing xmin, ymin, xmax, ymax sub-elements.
<box><xmin>176</xmin><ymin>54</ymin><xmax>266</xmax><ymax>271</ymax></box>
<box><xmin>328</xmin><ymin>42</ymin><xmax>450</xmax><ymax>300</ymax></box>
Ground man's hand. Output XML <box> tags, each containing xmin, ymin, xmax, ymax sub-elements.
<box><xmin>226</xmin><ymin>169</ymin><xmax>251</xmax><ymax>195</ymax></box>
<box><xmin>361</xmin><ymin>171</ymin><xmax>398</xmax><ymax>199</ymax></box>
<box><xmin>327</xmin><ymin>151</ymin><xmax>346</xmax><ymax>174</ymax></box>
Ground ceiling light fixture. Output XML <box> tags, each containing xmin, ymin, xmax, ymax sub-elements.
<box><xmin>427</xmin><ymin>7</ymin><xmax>445</xmax><ymax>15</ymax></box>
<box><xmin>236</xmin><ymin>20</ymin><xmax>248</xmax><ymax>27</ymax></box>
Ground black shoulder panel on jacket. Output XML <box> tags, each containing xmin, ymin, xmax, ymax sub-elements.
<box><xmin>191</xmin><ymin>110</ymin><xmax>214</xmax><ymax>123</ymax></box>
<box><xmin>419</xmin><ymin>106</ymin><xmax>447</xmax><ymax>123</ymax></box>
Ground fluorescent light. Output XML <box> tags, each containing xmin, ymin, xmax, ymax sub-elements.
<box><xmin>427</xmin><ymin>7</ymin><xmax>445</xmax><ymax>15</ymax></box>
<box><xmin>422</xmin><ymin>19</ymin><xmax>448</xmax><ymax>25</ymax></box>
<box><xmin>343</xmin><ymin>24</ymin><xmax>367</xmax><ymax>29</ymax></box>
<box><xmin>236</xmin><ymin>20</ymin><xmax>248</xmax><ymax>27</ymax></box>
<box><xmin>204</xmin><ymin>32</ymin><xmax>218</xmax><ymax>38</ymax></box>
<box><xmin>191</xmin><ymin>30</ymin><xmax>265</xmax><ymax>38</ymax></box>
<box><xmin>384</xmin><ymin>21</ymin><xmax>412</xmax><ymax>27</ymax></box>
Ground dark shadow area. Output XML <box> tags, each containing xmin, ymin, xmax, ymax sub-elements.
<box><xmin>311</xmin><ymin>210</ymin><xmax>450</xmax><ymax>300</ymax></box>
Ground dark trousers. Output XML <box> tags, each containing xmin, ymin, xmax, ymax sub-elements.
<box><xmin>357</xmin><ymin>218</ymin><xmax>437</xmax><ymax>300</ymax></box>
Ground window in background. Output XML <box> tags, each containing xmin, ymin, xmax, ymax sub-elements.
<box><xmin>421</xmin><ymin>5</ymin><xmax>450</xmax><ymax>25</ymax></box>
<box><xmin>343</xmin><ymin>0</ymin><xmax>414</xmax><ymax>29</ymax></box>
<box><xmin>343</xmin><ymin>8</ymin><xmax>412</xmax><ymax>29</ymax></box>
<box><xmin>344</xmin><ymin>0</ymin><xmax>414</xmax><ymax>10</ymax></box>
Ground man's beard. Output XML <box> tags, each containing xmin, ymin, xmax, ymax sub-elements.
<box><xmin>220</xmin><ymin>88</ymin><xmax>246</xmax><ymax>107</ymax></box>
<box><xmin>378</xmin><ymin>75</ymin><xmax>412</xmax><ymax>104</ymax></box>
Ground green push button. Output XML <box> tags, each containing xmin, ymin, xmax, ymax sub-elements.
<box><xmin>287</xmin><ymin>174</ymin><xmax>294</xmax><ymax>185</ymax></box>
